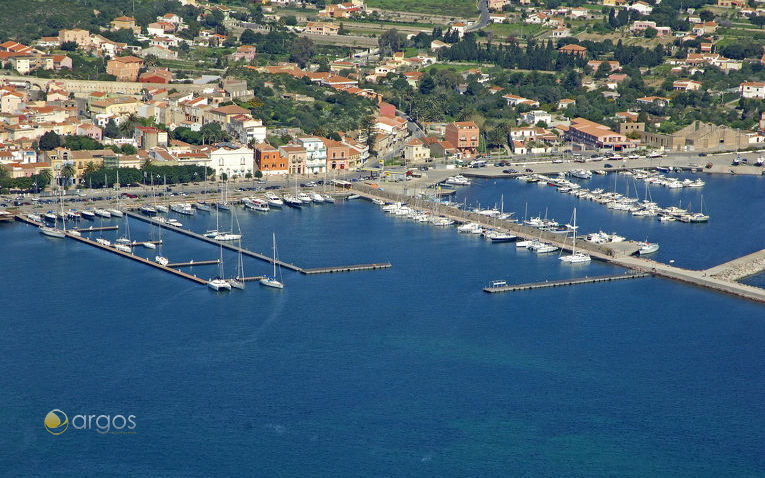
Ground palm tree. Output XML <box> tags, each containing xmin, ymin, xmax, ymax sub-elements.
<box><xmin>61</xmin><ymin>164</ymin><xmax>76</xmax><ymax>189</ymax></box>
<box><xmin>38</xmin><ymin>168</ymin><xmax>53</xmax><ymax>188</ymax></box>
<box><xmin>119</xmin><ymin>114</ymin><xmax>138</xmax><ymax>138</ymax></box>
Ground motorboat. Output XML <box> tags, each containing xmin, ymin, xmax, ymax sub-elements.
<box><xmin>167</xmin><ymin>219</ymin><xmax>183</xmax><ymax>227</ymax></box>
<box><xmin>245</xmin><ymin>198</ymin><xmax>270</xmax><ymax>212</ymax></box>
<box><xmin>265</xmin><ymin>192</ymin><xmax>284</xmax><ymax>208</ymax></box>
<box><xmin>143</xmin><ymin>242</ymin><xmax>157</xmax><ymax>249</ymax></box>
<box><xmin>297</xmin><ymin>192</ymin><xmax>313</xmax><ymax>204</ymax></box>
<box><xmin>96</xmin><ymin>238</ymin><xmax>111</xmax><ymax>247</ymax></box>
<box><xmin>560</xmin><ymin>251</ymin><xmax>591</xmax><ymax>263</ymax></box>
<box><xmin>283</xmin><ymin>195</ymin><xmax>303</xmax><ymax>208</ymax></box>
<box><xmin>458</xmin><ymin>222</ymin><xmax>483</xmax><ymax>233</ymax></box>
<box><xmin>66</xmin><ymin>210</ymin><xmax>81</xmax><ymax>220</ymax></box>
<box><xmin>156</xmin><ymin>205</ymin><xmax>169</xmax><ymax>214</ymax></box>
<box><xmin>44</xmin><ymin>211</ymin><xmax>58</xmax><ymax>222</ymax></box>
<box><xmin>322</xmin><ymin>194</ymin><xmax>335</xmax><ymax>203</ymax></box>
<box><xmin>485</xmin><ymin>231</ymin><xmax>516</xmax><ymax>243</ymax></box>
<box><xmin>155</xmin><ymin>256</ymin><xmax>169</xmax><ymax>266</ymax></box>
<box><xmin>195</xmin><ymin>202</ymin><xmax>211</xmax><ymax>212</ymax></box>
<box><xmin>445</xmin><ymin>175</ymin><xmax>471</xmax><ymax>186</ymax></box>
<box><xmin>637</xmin><ymin>241</ymin><xmax>659</xmax><ymax>255</ymax></box>
<box><xmin>140</xmin><ymin>205</ymin><xmax>157</xmax><ymax>216</ymax></box>
<box><xmin>94</xmin><ymin>208</ymin><xmax>111</xmax><ymax>218</ymax></box>
<box><xmin>108</xmin><ymin>209</ymin><xmax>123</xmax><ymax>217</ymax></box>
<box><xmin>310</xmin><ymin>192</ymin><xmax>324</xmax><ymax>203</ymax></box>
<box><xmin>170</xmin><ymin>203</ymin><xmax>194</xmax><ymax>215</ymax></box>
<box><xmin>28</xmin><ymin>213</ymin><xmax>42</xmax><ymax>222</ymax></box>
<box><xmin>346</xmin><ymin>194</ymin><xmax>360</xmax><ymax>200</ymax></box>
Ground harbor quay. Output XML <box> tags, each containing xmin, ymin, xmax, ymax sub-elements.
<box><xmin>350</xmin><ymin>183</ymin><xmax>765</xmax><ymax>305</ymax></box>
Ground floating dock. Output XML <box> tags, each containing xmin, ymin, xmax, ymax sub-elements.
<box><xmin>167</xmin><ymin>259</ymin><xmax>220</xmax><ymax>267</ymax></box>
<box><xmin>126</xmin><ymin>211</ymin><xmax>391</xmax><ymax>275</ymax></box>
<box><xmin>483</xmin><ymin>273</ymin><xmax>650</xmax><ymax>293</ymax></box>
<box><xmin>15</xmin><ymin>214</ymin><xmax>208</xmax><ymax>285</ymax></box>
<box><xmin>74</xmin><ymin>225</ymin><xmax>119</xmax><ymax>232</ymax></box>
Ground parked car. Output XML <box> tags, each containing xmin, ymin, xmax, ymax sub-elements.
<box><xmin>697</xmin><ymin>152</ymin><xmax>707</xmax><ymax>157</ymax></box>
<box><xmin>524</xmin><ymin>168</ymin><xmax>534</xmax><ymax>172</ymax></box>
<box><xmin>706</xmin><ymin>163</ymin><xmax>713</xmax><ymax>169</ymax></box>
<box><xmin>604</xmin><ymin>163</ymin><xmax>613</xmax><ymax>168</ymax></box>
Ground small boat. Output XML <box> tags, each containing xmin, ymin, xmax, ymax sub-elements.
<box><xmin>515</xmin><ymin>240</ymin><xmax>534</xmax><ymax>248</ymax></box>
<box><xmin>170</xmin><ymin>203</ymin><xmax>194</xmax><ymax>215</ymax></box>
<box><xmin>156</xmin><ymin>205</ymin><xmax>169</xmax><ymax>214</ymax></box>
<box><xmin>486</xmin><ymin>231</ymin><xmax>516</xmax><ymax>243</ymax></box>
<box><xmin>322</xmin><ymin>194</ymin><xmax>335</xmax><ymax>203</ymax></box>
<box><xmin>94</xmin><ymin>208</ymin><xmax>111</xmax><ymax>218</ymax></box>
<box><xmin>194</xmin><ymin>202</ymin><xmax>211</xmax><ymax>212</ymax></box>
<box><xmin>114</xmin><ymin>243</ymin><xmax>131</xmax><ymax>253</ymax></box>
<box><xmin>245</xmin><ymin>198</ymin><xmax>270</xmax><ymax>212</ymax></box>
<box><xmin>215</xmin><ymin>202</ymin><xmax>231</xmax><ymax>211</ymax></box>
<box><xmin>140</xmin><ymin>205</ymin><xmax>157</xmax><ymax>216</ymax></box>
<box><xmin>213</xmin><ymin>232</ymin><xmax>242</xmax><ymax>241</ymax></box>
<box><xmin>155</xmin><ymin>256</ymin><xmax>168</xmax><ymax>266</ymax></box>
<box><xmin>229</xmin><ymin>278</ymin><xmax>245</xmax><ymax>290</ymax></box>
<box><xmin>207</xmin><ymin>278</ymin><xmax>232</xmax><ymax>291</ymax></box>
<box><xmin>44</xmin><ymin>211</ymin><xmax>57</xmax><ymax>222</ymax></box>
<box><xmin>108</xmin><ymin>209</ymin><xmax>123</xmax><ymax>217</ymax></box>
<box><xmin>372</xmin><ymin>198</ymin><xmax>385</xmax><ymax>206</ymax></box>
<box><xmin>265</xmin><ymin>192</ymin><xmax>284</xmax><ymax>208</ymax></box>
<box><xmin>66</xmin><ymin>210</ymin><xmax>81</xmax><ymax>220</ymax></box>
<box><xmin>167</xmin><ymin>219</ymin><xmax>183</xmax><ymax>227</ymax></box>
<box><xmin>260</xmin><ymin>233</ymin><xmax>284</xmax><ymax>289</ymax></box>
<box><xmin>637</xmin><ymin>241</ymin><xmax>659</xmax><ymax>255</ymax></box>
<box><xmin>143</xmin><ymin>242</ymin><xmax>157</xmax><ymax>249</ymax></box>
<box><xmin>28</xmin><ymin>213</ymin><xmax>42</xmax><ymax>222</ymax></box>
<box><xmin>39</xmin><ymin>226</ymin><xmax>65</xmax><ymax>238</ymax></box>
<box><xmin>346</xmin><ymin>194</ymin><xmax>360</xmax><ymax>200</ymax></box>
<box><xmin>82</xmin><ymin>209</ymin><xmax>97</xmax><ymax>219</ymax></box>
<box><xmin>283</xmin><ymin>195</ymin><xmax>303</xmax><ymax>208</ymax></box>
<box><xmin>297</xmin><ymin>192</ymin><xmax>313</xmax><ymax>204</ymax></box>
<box><xmin>310</xmin><ymin>192</ymin><xmax>324</xmax><ymax>203</ymax></box>
<box><xmin>69</xmin><ymin>230</ymin><xmax>81</xmax><ymax>237</ymax></box>
<box><xmin>96</xmin><ymin>238</ymin><xmax>111</xmax><ymax>247</ymax></box>
<box><xmin>445</xmin><ymin>175</ymin><xmax>471</xmax><ymax>186</ymax></box>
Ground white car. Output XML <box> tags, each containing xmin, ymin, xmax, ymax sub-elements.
<box><xmin>553</xmin><ymin>159</ymin><xmax>564</xmax><ymax>164</ymax></box>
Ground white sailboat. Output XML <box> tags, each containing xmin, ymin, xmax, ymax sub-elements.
<box><xmin>208</xmin><ymin>244</ymin><xmax>231</xmax><ymax>291</ymax></box>
<box><xmin>559</xmin><ymin>208</ymin><xmax>591</xmax><ymax>263</ymax></box>
<box><xmin>154</xmin><ymin>214</ymin><xmax>168</xmax><ymax>266</ymax></box>
<box><xmin>260</xmin><ymin>233</ymin><xmax>284</xmax><ymax>289</ymax></box>
<box><xmin>39</xmin><ymin>185</ymin><xmax>67</xmax><ymax>238</ymax></box>
<box><xmin>228</xmin><ymin>212</ymin><xmax>245</xmax><ymax>290</ymax></box>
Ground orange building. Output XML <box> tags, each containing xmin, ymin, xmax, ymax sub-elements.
<box><xmin>558</xmin><ymin>44</ymin><xmax>588</xmax><ymax>57</ymax></box>
<box><xmin>445</xmin><ymin>121</ymin><xmax>480</xmax><ymax>158</ymax></box>
<box><xmin>322</xmin><ymin>138</ymin><xmax>351</xmax><ymax>170</ymax></box>
<box><xmin>106</xmin><ymin>56</ymin><xmax>144</xmax><ymax>81</ymax></box>
<box><xmin>254</xmin><ymin>142</ymin><xmax>288</xmax><ymax>175</ymax></box>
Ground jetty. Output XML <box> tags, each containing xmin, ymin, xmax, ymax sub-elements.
<box><xmin>704</xmin><ymin>248</ymin><xmax>765</xmax><ymax>282</ymax></box>
<box><xmin>167</xmin><ymin>259</ymin><xmax>220</xmax><ymax>268</ymax></box>
<box><xmin>484</xmin><ymin>273</ymin><xmax>649</xmax><ymax>293</ymax></box>
<box><xmin>73</xmin><ymin>225</ymin><xmax>119</xmax><ymax>232</ymax></box>
<box><xmin>126</xmin><ymin>211</ymin><xmax>391</xmax><ymax>275</ymax></box>
<box><xmin>352</xmin><ymin>184</ymin><xmax>765</xmax><ymax>304</ymax></box>
<box><xmin>15</xmin><ymin>214</ymin><xmax>207</xmax><ymax>285</ymax></box>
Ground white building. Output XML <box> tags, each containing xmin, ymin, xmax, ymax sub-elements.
<box><xmin>740</xmin><ymin>82</ymin><xmax>765</xmax><ymax>99</ymax></box>
<box><xmin>209</xmin><ymin>145</ymin><xmax>253</xmax><ymax>179</ymax></box>
<box><xmin>629</xmin><ymin>1</ymin><xmax>653</xmax><ymax>15</ymax></box>
<box><xmin>228</xmin><ymin>115</ymin><xmax>266</xmax><ymax>145</ymax></box>
<box><xmin>295</xmin><ymin>137</ymin><xmax>327</xmax><ymax>174</ymax></box>
<box><xmin>520</xmin><ymin>110</ymin><xmax>552</xmax><ymax>126</ymax></box>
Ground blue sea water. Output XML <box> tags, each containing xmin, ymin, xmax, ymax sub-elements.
<box><xmin>1</xmin><ymin>174</ymin><xmax>764</xmax><ymax>477</ymax></box>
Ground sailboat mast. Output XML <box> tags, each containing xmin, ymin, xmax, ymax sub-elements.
<box><xmin>272</xmin><ymin>232</ymin><xmax>277</xmax><ymax>277</ymax></box>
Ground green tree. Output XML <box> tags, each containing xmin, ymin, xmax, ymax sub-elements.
<box><xmin>104</xmin><ymin>119</ymin><xmax>120</xmax><ymax>139</ymax></box>
<box><xmin>39</xmin><ymin>131</ymin><xmax>60</xmax><ymax>151</ymax></box>
<box><xmin>378</xmin><ymin>28</ymin><xmax>401</xmax><ymax>55</ymax></box>
<box><xmin>121</xmin><ymin>144</ymin><xmax>137</xmax><ymax>155</ymax></box>
<box><xmin>290</xmin><ymin>36</ymin><xmax>315</xmax><ymax>68</ymax></box>
<box><xmin>751</xmin><ymin>15</ymin><xmax>765</xmax><ymax>29</ymax></box>
<box><xmin>254</xmin><ymin>170</ymin><xmax>263</xmax><ymax>178</ymax></box>
<box><xmin>645</xmin><ymin>28</ymin><xmax>657</xmax><ymax>39</ymax></box>
<box><xmin>419</xmin><ymin>75</ymin><xmax>436</xmax><ymax>95</ymax></box>
<box><xmin>240</xmin><ymin>28</ymin><xmax>257</xmax><ymax>45</ymax></box>
<box><xmin>60</xmin><ymin>41</ymin><xmax>77</xmax><ymax>51</ymax></box>
<box><xmin>284</xmin><ymin>15</ymin><xmax>297</xmax><ymax>26</ymax></box>
<box><xmin>200</xmin><ymin>122</ymin><xmax>229</xmax><ymax>144</ymax></box>
<box><xmin>60</xmin><ymin>163</ymin><xmax>76</xmax><ymax>188</ymax></box>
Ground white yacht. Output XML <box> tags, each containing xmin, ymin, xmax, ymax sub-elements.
<box><xmin>94</xmin><ymin>208</ymin><xmax>111</xmax><ymax>218</ymax></box>
<box><xmin>96</xmin><ymin>238</ymin><xmax>111</xmax><ymax>247</ymax></box>
<box><xmin>214</xmin><ymin>232</ymin><xmax>242</xmax><ymax>241</ymax></box>
<box><xmin>108</xmin><ymin>209</ymin><xmax>123</xmax><ymax>217</ymax></box>
<box><xmin>39</xmin><ymin>226</ymin><xmax>65</xmax><ymax>238</ymax></box>
<box><xmin>559</xmin><ymin>209</ymin><xmax>591</xmax><ymax>263</ymax></box>
<box><xmin>637</xmin><ymin>241</ymin><xmax>659</xmax><ymax>255</ymax></box>
<box><xmin>265</xmin><ymin>192</ymin><xmax>284</xmax><ymax>208</ymax></box>
<box><xmin>155</xmin><ymin>256</ymin><xmax>169</xmax><ymax>266</ymax></box>
<box><xmin>170</xmin><ymin>203</ymin><xmax>194</xmax><ymax>215</ymax></box>
<box><xmin>140</xmin><ymin>205</ymin><xmax>157</xmax><ymax>216</ymax></box>
<box><xmin>515</xmin><ymin>239</ymin><xmax>534</xmax><ymax>248</ymax></box>
<box><xmin>156</xmin><ymin>205</ymin><xmax>169</xmax><ymax>214</ymax></box>
<box><xmin>194</xmin><ymin>203</ymin><xmax>211</xmax><ymax>212</ymax></box>
<box><xmin>28</xmin><ymin>213</ymin><xmax>42</xmax><ymax>222</ymax></box>
<box><xmin>114</xmin><ymin>243</ymin><xmax>132</xmax><ymax>253</ymax></box>
<box><xmin>143</xmin><ymin>242</ymin><xmax>157</xmax><ymax>249</ymax></box>
<box><xmin>310</xmin><ymin>192</ymin><xmax>325</xmax><ymax>203</ymax></box>
<box><xmin>297</xmin><ymin>192</ymin><xmax>313</xmax><ymax>204</ymax></box>
<box><xmin>322</xmin><ymin>194</ymin><xmax>335</xmax><ymax>203</ymax></box>
<box><xmin>245</xmin><ymin>198</ymin><xmax>270</xmax><ymax>212</ymax></box>
<box><xmin>283</xmin><ymin>195</ymin><xmax>302</xmax><ymax>208</ymax></box>
<box><xmin>457</xmin><ymin>222</ymin><xmax>483</xmax><ymax>233</ymax></box>
<box><xmin>445</xmin><ymin>175</ymin><xmax>471</xmax><ymax>186</ymax></box>
<box><xmin>207</xmin><ymin>278</ymin><xmax>232</xmax><ymax>291</ymax></box>
<box><xmin>485</xmin><ymin>230</ymin><xmax>516</xmax><ymax>243</ymax></box>
<box><xmin>260</xmin><ymin>233</ymin><xmax>284</xmax><ymax>289</ymax></box>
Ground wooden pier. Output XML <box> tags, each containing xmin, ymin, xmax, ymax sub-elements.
<box><xmin>302</xmin><ymin>263</ymin><xmax>393</xmax><ymax>274</ymax></box>
<box><xmin>167</xmin><ymin>259</ymin><xmax>220</xmax><ymax>267</ymax></box>
<box><xmin>73</xmin><ymin>225</ymin><xmax>119</xmax><ymax>232</ymax></box>
<box><xmin>126</xmin><ymin>211</ymin><xmax>391</xmax><ymax>275</ymax></box>
<box><xmin>14</xmin><ymin>214</ymin><xmax>208</xmax><ymax>285</ymax></box>
<box><xmin>483</xmin><ymin>273</ymin><xmax>650</xmax><ymax>293</ymax></box>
